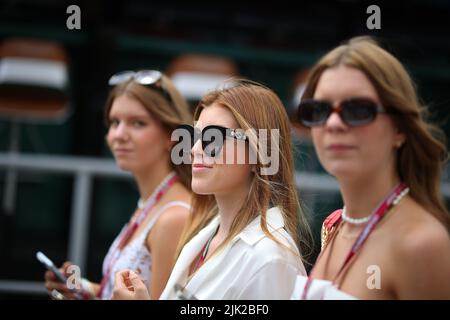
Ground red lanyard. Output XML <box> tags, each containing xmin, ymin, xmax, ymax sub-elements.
<box><xmin>301</xmin><ymin>182</ymin><xmax>407</xmax><ymax>299</ymax></box>
<box><xmin>96</xmin><ymin>173</ymin><xmax>178</xmax><ymax>298</ymax></box>
<box><xmin>191</xmin><ymin>225</ymin><xmax>219</xmax><ymax>276</ymax></box>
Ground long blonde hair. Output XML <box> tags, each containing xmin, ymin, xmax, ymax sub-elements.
<box><xmin>104</xmin><ymin>74</ymin><xmax>193</xmax><ymax>189</ymax></box>
<box><xmin>175</xmin><ymin>79</ymin><xmax>313</xmax><ymax>262</ymax></box>
<box><xmin>302</xmin><ymin>36</ymin><xmax>450</xmax><ymax>229</ymax></box>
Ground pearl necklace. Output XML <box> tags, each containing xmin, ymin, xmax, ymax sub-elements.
<box><xmin>137</xmin><ymin>171</ymin><xmax>176</xmax><ymax>210</ymax></box>
<box><xmin>341</xmin><ymin>187</ymin><xmax>410</xmax><ymax>225</ymax></box>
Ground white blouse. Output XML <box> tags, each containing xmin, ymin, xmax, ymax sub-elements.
<box><xmin>160</xmin><ymin>207</ymin><xmax>306</xmax><ymax>300</ymax></box>
<box><xmin>290</xmin><ymin>275</ymin><xmax>357</xmax><ymax>300</ymax></box>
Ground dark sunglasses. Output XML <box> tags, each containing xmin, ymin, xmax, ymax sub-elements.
<box><xmin>108</xmin><ymin>70</ymin><xmax>173</xmax><ymax>105</ymax></box>
<box><xmin>175</xmin><ymin>124</ymin><xmax>247</xmax><ymax>157</ymax></box>
<box><xmin>297</xmin><ymin>97</ymin><xmax>388</xmax><ymax>127</ymax></box>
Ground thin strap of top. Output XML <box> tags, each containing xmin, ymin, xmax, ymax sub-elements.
<box><xmin>139</xmin><ymin>201</ymin><xmax>191</xmax><ymax>240</ymax></box>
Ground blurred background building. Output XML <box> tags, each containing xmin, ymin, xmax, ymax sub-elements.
<box><xmin>0</xmin><ymin>0</ymin><xmax>449</xmax><ymax>299</ymax></box>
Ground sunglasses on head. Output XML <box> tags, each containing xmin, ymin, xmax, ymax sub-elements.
<box><xmin>175</xmin><ymin>124</ymin><xmax>247</xmax><ymax>158</ymax></box>
<box><xmin>297</xmin><ymin>97</ymin><xmax>388</xmax><ymax>127</ymax></box>
<box><xmin>108</xmin><ymin>70</ymin><xmax>173</xmax><ymax>105</ymax></box>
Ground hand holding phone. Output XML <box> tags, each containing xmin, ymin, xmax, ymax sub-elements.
<box><xmin>39</xmin><ymin>251</ymin><xmax>96</xmax><ymax>300</ymax></box>
<box><xmin>36</xmin><ymin>251</ymin><xmax>68</xmax><ymax>284</ymax></box>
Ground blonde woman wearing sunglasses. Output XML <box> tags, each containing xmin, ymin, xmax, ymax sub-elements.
<box><xmin>112</xmin><ymin>80</ymin><xmax>313</xmax><ymax>300</ymax></box>
<box><xmin>292</xmin><ymin>36</ymin><xmax>450</xmax><ymax>300</ymax></box>
<box><xmin>44</xmin><ymin>70</ymin><xmax>193</xmax><ymax>299</ymax></box>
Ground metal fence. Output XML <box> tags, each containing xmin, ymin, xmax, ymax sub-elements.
<box><xmin>0</xmin><ymin>152</ymin><xmax>448</xmax><ymax>297</ymax></box>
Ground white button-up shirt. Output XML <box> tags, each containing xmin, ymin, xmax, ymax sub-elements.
<box><xmin>160</xmin><ymin>207</ymin><xmax>306</xmax><ymax>300</ymax></box>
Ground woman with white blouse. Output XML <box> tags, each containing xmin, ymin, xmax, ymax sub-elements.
<box><xmin>112</xmin><ymin>79</ymin><xmax>313</xmax><ymax>300</ymax></box>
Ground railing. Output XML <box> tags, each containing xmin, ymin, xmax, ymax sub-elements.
<box><xmin>0</xmin><ymin>152</ymin><xmax>448</xmax><ymax>297</ymax></box>
<box><xmin>0</xmin><ymin>153</ymin><xmax>131</xmax><ymax>297</ymax></box>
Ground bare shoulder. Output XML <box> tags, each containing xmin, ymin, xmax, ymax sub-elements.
<box><xmin>146</xmin><ymin>204</ymin><xmax>191</xmax><ymax>252</ymax></box>
<box><xmin>153</xmin><ymin>204</ymin><xmax>190</xmax><ymax>235</ymax></box>
<box><xmin>153</xmin><ymin>182</ymin><xmax>191</xmax><ymax>233</ymax></box>
<box><xmin>391</xmin><ymin>202</ymin><xmax>450</xmax><ymax>291</ymax></box>
<box><xmin>398</xmin><ymin>222</ymin><xmax>450</xmax><ymax>260</ymax></box>
<box><xmin>391</xmin><ymin>199</ymin><xmax>450</xmax><ymax>268</ymax></box>
<box><xmin>387</xmin><ymin>200</ymin><xmax>450</xmax><ymax>298</ymax></box>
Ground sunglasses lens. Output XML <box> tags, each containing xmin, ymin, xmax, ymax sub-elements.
<box><xmin>202</xmin><ymin>127</ymin><xmax>225</xmax><ymax>157</ymax></box>
<box><xmin>341</xmin><ymin>98</ymin><xmax>378</xmax><ymax>126</ymax></box>
<box><xmin>298</xmin><ymin>100</ymin><xmax>331</xmax><ymax>127</ymax></box>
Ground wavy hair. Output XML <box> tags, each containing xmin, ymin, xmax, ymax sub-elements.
<box><xmin>175</xmin><ymin>79</ymin><xmax>313</xmax><ymax>262</ymax></box>
<box><xmin>302</xmin><ymin>36</ymin><xmax>449</xmax><ymax>229</ymax></box>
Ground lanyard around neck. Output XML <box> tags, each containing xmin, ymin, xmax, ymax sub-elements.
<box><xmin>191</xmin><ymin>224</ymin><xmax>220</xmax><ymax>276</ymax></box>
<box><xmin>96</xmin><ymin>172</ymin><xmax>178</xmax><ymax>298</ymax></box>
<box><xmin>301</xmin><ymin>182</ymin><xmax>408</xmax><ymax>300</ymax></box>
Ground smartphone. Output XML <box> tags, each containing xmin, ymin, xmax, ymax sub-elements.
<box><xmin>36</xmin><ymin>251</ymin><xmax>68</xmax><ymax>284</ymax></box>
<box><xmin>37</xmin><ymin>251</ymin><xmax>95</xmax><ymax>300</ymax></box>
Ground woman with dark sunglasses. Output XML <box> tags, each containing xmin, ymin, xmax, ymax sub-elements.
<box><xmin>112</xmin><ymin>79</ymin><xmax>313</xmax><ymax>299</ymax></box>
<box><xmin>292</xmin><ymin>36</ymin><xmax>450</xmax><ymax>299</ymax></box>
<box><xmin>44</xmin><ymin>70</ymin><xmax>193</xmax><ymax>299</ymax></box>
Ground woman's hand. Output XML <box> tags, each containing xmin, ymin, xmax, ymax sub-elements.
<box><xmin>112</xmin><ymin>270</ymin><xmax>151</xmax><ymax>300</ymax></box>
<box><xmin>44</xmin><ymin>261</ymin><xmax>78</xmax><ymax>299</ymax></box>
